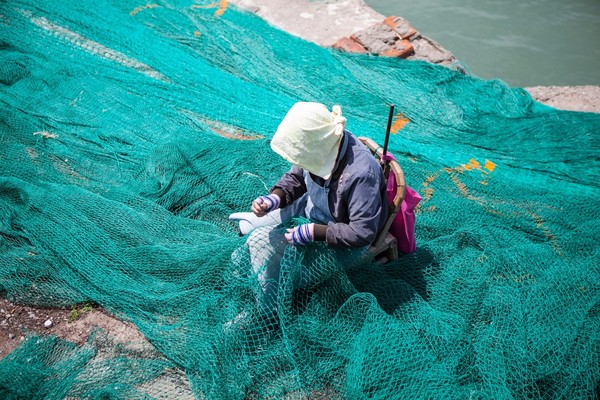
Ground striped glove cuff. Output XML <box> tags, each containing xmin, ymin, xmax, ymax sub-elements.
<box><xmin>285</xmin><ymin>223</ymin><xmax>314</xmax><ymax>246</ymax></box>
<box><xmin>255</xmin><ymin>194</ymin><xmax>280</xmax><ymax>212</ymax></box>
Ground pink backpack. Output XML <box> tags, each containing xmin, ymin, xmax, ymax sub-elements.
<box><xmin>383</xmin><ymin>153</ymin><xmax>421</xmax><ymax>254</ymax></box>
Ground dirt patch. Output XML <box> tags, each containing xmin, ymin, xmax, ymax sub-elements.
<box><xmin>0</xmin><ymin>298</ymin><xmax>150</xmax><ymax>360</ymax></box>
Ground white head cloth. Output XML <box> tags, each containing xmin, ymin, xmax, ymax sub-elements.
<box><xmin>270</xmin><ymin>102</ymin><xmax>347</xmax><ymax>179</ymax></box>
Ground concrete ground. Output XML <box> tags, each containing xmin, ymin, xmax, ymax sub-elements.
<box><xmin>525</xmin><ymin>85</ymin><xmax>600</xmax><ymax>114</ymax></box>
<box><xmin>230</xmin><ymin>0</ymin><xmax>600</xmax><ymax>113</ymax></box>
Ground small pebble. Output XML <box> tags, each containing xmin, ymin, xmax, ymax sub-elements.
<box><xmin>44</xmin><ymin>319</ymin><xmax>53</xmax><ymax>328</ymax></box>
<box><xmin>8</xmin><ymin>333</ymin><xmax>14</xmax><ymax>339</ymax></box>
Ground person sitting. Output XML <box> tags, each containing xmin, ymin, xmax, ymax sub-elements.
<box><xmin>231</xmin><ymin>101</ymin><xmax>389</xmax><ymax>319</ymax></box>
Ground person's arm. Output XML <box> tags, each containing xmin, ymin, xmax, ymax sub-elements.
<box><xmin>324</xmin><ymin>173</ymin><xmax>385</xmax><ymax>248</ymax></box>
<box><xmin>252</xmin><ymin>166</ymin><xmax>307</xmax><ymax>216</ymax></box>
<box><xmin>270</xmin><ymin>165</ymin><xmax>307</xmax><ymax>207</ymax></box>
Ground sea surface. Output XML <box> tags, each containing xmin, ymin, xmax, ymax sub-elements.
<box><xmin>365</xmin><ymin>0</ymin><xmax>600</xmax><ymax>88</ymax></box>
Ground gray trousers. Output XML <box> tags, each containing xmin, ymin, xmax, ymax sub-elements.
<box><xmin>246</xmin><ymin>223</ymin><xmax>369</xmax><ymax>316</ymax></box>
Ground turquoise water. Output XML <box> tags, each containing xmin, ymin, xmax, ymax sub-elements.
<box><xmin>365</xmin><ymin>0</ymin><xmax>600</xmax><ymax>88</ymax></box>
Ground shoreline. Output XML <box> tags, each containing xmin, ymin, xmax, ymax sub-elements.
<box><xmin>230</xmin><ymin>0</ymin><xmax>600</xmax><ymax>114</ymax></box>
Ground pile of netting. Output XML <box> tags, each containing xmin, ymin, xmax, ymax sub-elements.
<box><xmin>1</xmin><ymin>0</ymin><xmax>599</xmax><ymax>398</ymax></box>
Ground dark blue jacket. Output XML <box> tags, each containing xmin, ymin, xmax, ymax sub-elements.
<box><xmin>272</xmin><ymin>132</ymin><xmax>388</xmax><ymax>248</ymax></box>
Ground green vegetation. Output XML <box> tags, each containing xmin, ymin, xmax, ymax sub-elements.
<box><xmin>67</xmin><ymin>302</ymin><xmax>95</xmax><ymax>323</ymax></box>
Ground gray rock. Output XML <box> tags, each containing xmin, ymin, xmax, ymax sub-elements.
<box><xmin>407</xmin><ymin>35</ymin><xmax>456</xmax><ymax>65</ymax></box>
<box><xmin>353</xmin><ymin>24</ymin><xmax>398</xmax><ymax>54</ymax></box>
<box><xmin>385</xmin><ymin>16</ymin><xmax>416</xmax><ymax>39</ymax></box>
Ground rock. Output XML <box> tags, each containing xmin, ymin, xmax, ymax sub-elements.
<box><xmin>353</xmin><ymin>24</ymin><xmax>398</xmax><ymax>53</ymax></box>
<box><xmin>380</xmin><ymin>39</ymin><xmax>414</xmax><ymax>58</ymax></box>
<box><xmin>348</xmin><ymin>20</ymin><xmax>415</xmax><ymax>58</ymax></box>
<box><xmin>406</xmin><ymin>35</ymin><xmax>456</xmax><ymax>65</ymax></box>
<box><xmin>44</xmin><ymin>319</ymin><xmax>53</xmax><ymax>328</ymax></box>
<box><xmin>383</xmin><ymin>16</ymin><xmax>417</xmax><ymax>39</ymax></box>
<box><xmin>332</xmin><ymin>37</ymin><xmax>367</xmax><ymax>54</ymax></box>
<box><xmin>8</xmin><ymin>333</ymin><xmax>14</xmax><ymax>339</ymax></box>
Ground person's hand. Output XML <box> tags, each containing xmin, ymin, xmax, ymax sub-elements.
<box><xmin>251</xmin><ymin>194</ymin><xmax>280</xmax><ymax>217</ymax></box>
<box><xmin>285</xmin><ymin>223</ymin><xmax>314</xmax><ymax>245</ymax></box>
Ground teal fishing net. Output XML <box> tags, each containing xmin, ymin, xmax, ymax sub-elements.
<box><xmin>1</xmin><ymin>0</ymin><xmax>599</xmax><ymax>398</ymax></box>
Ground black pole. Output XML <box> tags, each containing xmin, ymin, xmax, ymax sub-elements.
<box><xmin>383</xmin><ymin>104</ymin><xmax>395</xmax><ymax>157</ymax></box>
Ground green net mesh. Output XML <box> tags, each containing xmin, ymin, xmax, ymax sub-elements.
<box><xmin>1</xmin><ymin>0</ymin><xmax>599</xmax><ymax>398</ymax></box>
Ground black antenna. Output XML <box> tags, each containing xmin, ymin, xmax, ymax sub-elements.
<box><xmin>383</xmin><ymin>104</ymin><xmax>395</xmax><ymax>157</ymax></box>
<box><xmin>380</xmin><ymin>104</ymin><xmax>395</xmax><ymax>179</ymax></box>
